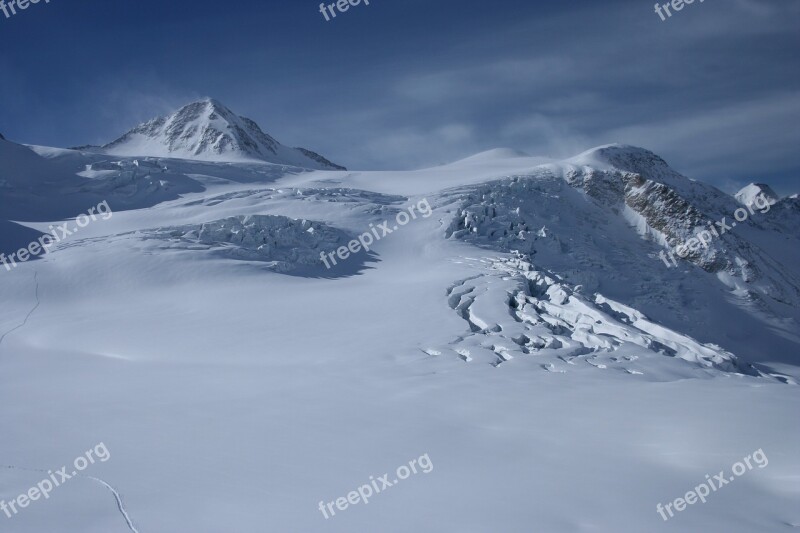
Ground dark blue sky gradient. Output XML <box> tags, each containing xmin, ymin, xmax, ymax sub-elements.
<box><xmin>1</xmin><ymin>0</ymin><xmax>798</xmax><ymax>194</ymax></box>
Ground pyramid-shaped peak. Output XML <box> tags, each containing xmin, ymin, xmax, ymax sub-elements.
<box><xmin>182</xmin><ymin>97</ymin><xmax>234</xmax><ymax>114</ymax></box>
<box><xmin>166</xmin><ymin>98</ymin><xmax>241</xmax><ymax>127</ymax></box>
<box><xmin>101</xmin><ymin>98</ymin><xmax>345</xmax><ymax>170</ymax></box>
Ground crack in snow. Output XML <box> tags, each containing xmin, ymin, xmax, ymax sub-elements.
<box><xmin>84</xmin><ymin>476</ymin><xmax>140</xmax><ymax>533</ymax></box>
<box><xmin>0</xmin><ymin>464</ymin><xmax>140</xmax><ymax>532</ymax></box>
<box><xmin>0</xmin><ymin>271</ymin><xmax>40</xmax><ymax>351</ymax></box>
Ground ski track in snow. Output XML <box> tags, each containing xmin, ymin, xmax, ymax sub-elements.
<box><xmin>84</xmin><ymin>476</ymin><xmax>140</xmax><ymax>533</ymax></box>
<box><xmin>0</xmin><ymin>274</ymin><xmax>141</xmax><ymax>532</ymax></box>
<box><xmin>0</xmin><ymin>271</ymin><xmax>40</xmax><ymax>351</ymax></box>
<box><xmin>0</xmin><ymin>464</ymin><xmax>140</xmax><ymax>533</ymax></box>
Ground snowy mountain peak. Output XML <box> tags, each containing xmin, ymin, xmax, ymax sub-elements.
<box><xmin>569</xmin><ymin>144</ymin><xmax>670</xmax><ymax>174</ymax></box>
<box><xmin>735</xmin><ymin>183</ymin><xmax>779</xmax><ymax>206</ymax></box>
<box><xmin>101</xmin><ymin>98</ymin><xmax>345</xmax><ymax>170</ymax></box>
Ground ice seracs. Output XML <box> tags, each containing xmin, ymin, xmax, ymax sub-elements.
<box><xmin>149</xmin><ymin>215</ymin><xmax>355</xmax><ymax>273</ymax></box>
<box><xmin>435</xmin><ymin>255</ymin><xmax>756</xmax><ymax>376</ymax></box>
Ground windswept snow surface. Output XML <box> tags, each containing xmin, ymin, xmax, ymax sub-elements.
<box><xmin>1</xmin><ymin>142</ymin><xmax>799</xmax><ymax>532</ymax></box>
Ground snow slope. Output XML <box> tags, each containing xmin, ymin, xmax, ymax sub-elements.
<box><xmin>1</xmin><ymin>131</ymin><xmax>798</xmax><ymax>532</ymax></box>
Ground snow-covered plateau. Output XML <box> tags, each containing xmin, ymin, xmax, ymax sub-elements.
<box><xmin>1</xmin><ymin>100</ymin><xmax>798</xmax><ymax>532</ymax></box>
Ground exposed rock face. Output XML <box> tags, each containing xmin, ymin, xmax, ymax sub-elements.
<box><xmin>444</xmin><ymin>145</ymin><xmax>800</xmax><ymax>307</ymax></box>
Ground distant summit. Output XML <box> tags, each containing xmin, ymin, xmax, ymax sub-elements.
<box><xmin>101</xmin><ymin>98</ymin><xmax>345</xmax><ymax>170</ymax></box>
<box><xmin>735</xmin><ymin>183</ymin><xmax>779</xmax><ymax>207</ymax></box>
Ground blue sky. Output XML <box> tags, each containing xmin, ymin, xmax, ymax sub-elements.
<box><xmin>1</xmin><ymin>0</ymin><xmax>798</xmax><ymax>195</ymax></box>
